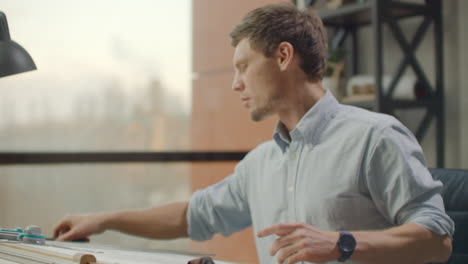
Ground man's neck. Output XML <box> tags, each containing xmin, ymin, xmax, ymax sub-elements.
<box><xmin>278</xmin><ymin>82</ymin><xmax>325</xmax><ymax>132</ymax></box>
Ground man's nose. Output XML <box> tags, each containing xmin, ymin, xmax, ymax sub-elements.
<box><xmin>232</xmin><ymin>77</ymin><xmax>244</xmax><ymax>92</ymax></box>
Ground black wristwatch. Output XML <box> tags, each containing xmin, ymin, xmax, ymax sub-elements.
<box><xmin>337</xmin><ymin>231</ymin><xmax>356</xmax><ymax>262</ymax></box>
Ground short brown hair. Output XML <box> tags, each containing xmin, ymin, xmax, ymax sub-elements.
<box><xmin>230</xmin><ymin>3</ymin><xmax>328</xmax><ymax>81</ymax></box>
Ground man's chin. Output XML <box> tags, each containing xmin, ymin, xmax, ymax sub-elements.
<box><xmin>250</xmin><ymin>110</ymin><xmax>273</xmax><ymax>122</ymax></box>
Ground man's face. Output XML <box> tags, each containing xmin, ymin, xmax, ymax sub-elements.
<box><xmin>232</xmin><ymin>39</ymin><xmax>284</xmax><ymax>121</ymax></box>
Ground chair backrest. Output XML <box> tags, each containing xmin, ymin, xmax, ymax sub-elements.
<box><xmin>430</xmin><ymin>168</ymin><xmax>468</xmax><ymax>264</ymax></box>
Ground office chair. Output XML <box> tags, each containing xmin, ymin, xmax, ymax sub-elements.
<box><xmin>430</xmin><ymin>168</ymin><xmax>468</xmax><ymax>264</ymax></box>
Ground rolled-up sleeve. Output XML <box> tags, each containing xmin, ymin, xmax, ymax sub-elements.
<box><xmin>187</xmin><ymin>161</ymin><xmax>252</xmax><ymax>241</ymax></box>
<box><xmin>365</xmin><ymin>122</ymin><xmax>454</xmax><ymax>237</ymax></box>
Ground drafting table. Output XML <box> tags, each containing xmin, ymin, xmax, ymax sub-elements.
<box><xmin>0</xmin><ymin>241</ymin><xmax>235</xmax><ymax>264</ymax></box>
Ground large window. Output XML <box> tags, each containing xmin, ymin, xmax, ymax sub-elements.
<box><xmin>0</xmin><ymin>0</ymin><xmax>191</xmax><ymax>151</ymax></box>
<box><xmin>0</xmin><ymin>0</ymin><xmax>193</xmax><ymax>250</ymax></box>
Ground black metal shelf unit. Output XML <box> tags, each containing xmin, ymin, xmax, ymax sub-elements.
<box><xmin>315</xmin><ymin>0</ymin><xmax>444</xmax><ymax>167</ymax></box>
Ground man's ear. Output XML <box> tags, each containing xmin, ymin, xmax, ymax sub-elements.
<box><xmin>276</xmin><ymin>42</ymin><xmax>294</xmax><ymax>71</ymax></box>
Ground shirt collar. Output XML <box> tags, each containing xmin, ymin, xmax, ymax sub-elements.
<box><xmin>273</xmin><ymin>90</ymin><xmax>340</xmax><ymax>152</ymax></box>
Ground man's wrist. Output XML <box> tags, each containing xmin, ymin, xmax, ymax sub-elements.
<box><xmin>99</xmin><ymin>211</ymin><xmax>119</xmax><ymax>230</ymax></box>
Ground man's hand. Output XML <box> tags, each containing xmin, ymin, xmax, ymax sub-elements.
<box><xmin>257</xmin><ymin>223</ymin><xmax>341</xmax><ymax>264</ymax></box>
<box><xmin>53</xmin><ymin>213</ymin><xmax>109</xmax><ymax>241</ymax></box>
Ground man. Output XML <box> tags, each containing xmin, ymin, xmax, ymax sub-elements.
<box><xmin>53</xmin><ymin>3</ymin><xmax>454</xmax><ymax>264</ymax></box>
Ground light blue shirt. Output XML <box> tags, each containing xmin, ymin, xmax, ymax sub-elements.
<box><xmin>187</xmin><ymin>91</ymin><xmax>454</xmax><ymax>264</ymax></box>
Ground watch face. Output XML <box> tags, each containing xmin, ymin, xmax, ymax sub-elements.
<box><xmin>338</xmin><ymin>232</ymin><xmax>356</xmax><ymax>262</ymax></box>
<box><xmin>339</xmin><ymin>233</ymin><xmax>356</xmax><ymax>251</ymax></box>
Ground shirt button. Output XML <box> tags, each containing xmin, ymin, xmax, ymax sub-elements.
<box><xmin>288</xmin><ymin>186</ymin><xmax>294</xmax><ymax>192</ymax></box>
<box><xmin>290</xmin><ymin>152</ymin><xmax>297</xmax><ymax>160</ymax></box>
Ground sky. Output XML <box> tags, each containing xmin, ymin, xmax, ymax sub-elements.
<box><xmin>0</xmin><ymin>0</ymin><xmax>192</xmax><ymax>125</ymax></box>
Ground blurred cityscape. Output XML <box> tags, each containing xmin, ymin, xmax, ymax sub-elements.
<box><xmin>0</xmin><ymin>78</ymin><xmax>190</xmax><ymax>151</ymax></box>
<box><xmin>0</xmin><ymin>77</ymin><xmax>193</xmax><ymax>250</ymax></box>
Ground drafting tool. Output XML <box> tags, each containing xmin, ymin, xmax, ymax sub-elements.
<box><xmin>0</xmin><ymin>226</ymin><xmax>45</xmax><ymax>245</ymax></box>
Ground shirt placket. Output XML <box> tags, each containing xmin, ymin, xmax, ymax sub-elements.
<box><xmin>287</xmin><ymin>132</ymin><xmax>303</xmax><ymax>222</ymax></box>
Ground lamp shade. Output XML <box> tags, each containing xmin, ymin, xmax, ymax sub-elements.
<box><xmin>0</xmin><ymin>11</ymin><xmax>36</xmax><ymax>78</ymax></box>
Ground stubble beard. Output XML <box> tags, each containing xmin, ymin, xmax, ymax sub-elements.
<box><xmin>249</xmin><ymin>93</ymin><xmax>282</xmax><ymax>122</ymax></box>
<box><xmin>250</xmin><ymin>104</ymin><xmax>274</xmax><ymax>122</ymax></box>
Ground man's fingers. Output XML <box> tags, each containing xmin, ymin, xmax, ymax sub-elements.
<box><xmin>56</xmin><ymin>229</ymin><xmax>75</xmax><ymax>241</ymax></box>
<box><xmin>286</xmin><ymin>250</ymin><xmax>307</xmax><ymax>264</ymax></box>
<box><xmin>278</xmin><ymin>239</ymin><xmax>313</xmax><ymax>264</ymax></box>
<box><xmin>277</xmin><ymin>245</ymin><xmax>299</xmax><ymax>264</ymax></box>
<box><xmin>56</xmin><ymin>228</ymin><xmax>82</xmax><ymax>242</ymax></box>
<box><xmin>269</xmin><ymin>229</ymin><xmax>303</xmax><ymax>256</ymax></box>
<box><xmin>53</xmin><ymin>215</ymin><xmax>74</xmax><ymax>238</ymax></box>
<box><xmin>257</xmin><ymin>223</ymin><xmax>305</xmax><ymax>238</ymax></box>
<box><xmin>53</xmin><ymin>222</ymin><xmax>70</xmax><ymax>238</ymax></box>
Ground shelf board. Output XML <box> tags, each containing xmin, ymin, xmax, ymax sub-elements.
<box><xmin>318</xmin><ymin>2</ymin><xmax>372</xmax><ymax>27</ymax></box>
<box><xmin>317</xmin><ymin>1</ymin><xmax>429</xmax><ymax>27</ymax></box>
<box><xmin>340</xmin><ymin>95</ymin><xmax>375</xmax><ymax>109</ymax></box>
<box><xmin>390</xmin><ymin>98</ymin><xmax>433</xmax><ymax>109</ymax></box>
<box><xmin>340</xmin><ymin>95</ymin><xmax>434</xmax><ymax>109</ymax></box>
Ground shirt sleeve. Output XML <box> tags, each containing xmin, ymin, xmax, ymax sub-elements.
<box><xmin>187</xmin><ymin>160</ymin><xmax>252</xmax><ymax>241</ymax></box>
<box><xmin>364</xmin><ymin>121</ymin><xmax>454</xmax><ymax>237</ymax></box>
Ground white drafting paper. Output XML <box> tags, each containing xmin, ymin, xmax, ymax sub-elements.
<box><xmin>20</xmin><ymin>242</ymin><xmax>236</xmax><ymax>264</ymax></box>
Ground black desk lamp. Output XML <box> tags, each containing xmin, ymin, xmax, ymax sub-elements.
<box><xmin>0</xmin><ymin>11</ymin><xmax>36</xmax><ymax>78</ymax></box>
